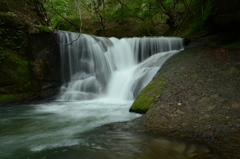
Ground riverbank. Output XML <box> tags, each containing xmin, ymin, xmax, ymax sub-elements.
<box><xmin>102</xmin><ymin>36</ymin><xmax>240</xmax><ymax>158</ymax></box>
<box><xmin>0</xmin><ymin>1</ymin><xmax>62</xmax><ymax>103</ymax></box>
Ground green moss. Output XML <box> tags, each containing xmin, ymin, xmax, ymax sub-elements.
<box><xmin>0</xmin><ymin>94</ymin><xmax>16</xmax><ymax>101</ymax></box>
<box><xmin>204</xmin><ymin>33</ymin><xmax>240</xmax><ymax>49</ymax></box>
<box><xmin>0</xmin><ymin>13</ymin><xmax>15</xmax><ymax>24</ymax></box>
<box><xmin>0</xmin><ymin>47</ymin><xmax>33</xmax><ymax>90</ymax></box>
<box><xmin>55</xmin><ymin>18</ymin><xmax>80</xmax><ymax>32</ymax></box>
<box><xmin>129</xmin><ymin>76</ymin><xmax>168</xmax><ymax>114</ymax></box>
<box><xmin>204</xmin><ymin>0</ymin><xmax>215</xmax><ymax>20</ymax></box>
<box><xmin>36</xmin><ymin>25</ymin><xmax>52</xmax><ymax>32</ymax></box>
<box><xmin>0</xmin><ymin>0</ymin><xmax>52</xmax><ymax>102</ymax></box>
<box><xmin>223</xmin><ymin>40</ymin><xmax>240</xmax><ymax>49</ymax></box>
<box><xmin>0</xmin><ymin>22</ymin><xmax>32</xmax><ymax>85</ymax></box>
<box><xmin>0</xmin><ymin>93</ymin><xmax>33</xmax><ymax>101</ymax></box>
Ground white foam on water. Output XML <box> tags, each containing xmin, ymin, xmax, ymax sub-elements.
<box><xmin>57</xmin><ymin>31</ymin><xmax>184</xmax><ymax>101</ymax></box>
<box><xmin>0</xmin><ymin>33</ymin><xmax>184</xmax><ymax>158</ymax></box>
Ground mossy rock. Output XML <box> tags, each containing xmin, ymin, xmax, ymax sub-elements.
<box><xmin>0</xmin><ymin>94</ymin><xmax>16</xmax><ymax>101</ymax></box>
<box><xmin>129</xmin><ymin>76</ymin><xmax>167</xmax><ymax>114</ymax></box>
<box><xmin>0</xmin><ymin>93</ymin><xmax>33</xmax><ymax>101</ymax></box>
<box><xmin>0</xmin><ymin>48</ymin><xmax>31</xmax><ymax>82</ymax></box>
<box><xmin>36</xmin><ymin>25</ymin><xmax>52</xmax><ymax>33</ymax></box>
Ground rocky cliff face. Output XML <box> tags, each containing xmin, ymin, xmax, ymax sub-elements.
<box><xmin>0</xmin><ymin>0</ymin><xmax>61</xmax><ymax>103</ymax></box>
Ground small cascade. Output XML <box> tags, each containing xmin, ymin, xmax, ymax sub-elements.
<box><xmin>57</xmin><ymin>31</ymin><xmax>184</xmax><ymax>101</ymax></box>
<box><xmin>126</xmin><ymin>37</ymin><xmax>183</xmax><ymax>63</ymax></box>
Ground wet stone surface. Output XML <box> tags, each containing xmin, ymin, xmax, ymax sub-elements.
<box><xmin>103</xmin><ymin>38</ymin><xmax>240</xmax><ymax>158</ymax></box>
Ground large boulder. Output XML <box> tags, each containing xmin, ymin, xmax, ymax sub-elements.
<box><xmin>130</xmin><ymin>38</ymin><xmax>240</xmax><ymax>137</ymax></box>
<box><xmin>103</xmin><ymin>38</ymin><xmax>240</xmax><ymax>158</ymax></box>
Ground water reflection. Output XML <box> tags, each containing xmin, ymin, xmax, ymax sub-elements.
<box><xmin>29</xmin><ymin>128</ymin><xmax>209</xmax><ymax>159</ymax></box>
<box><xmin>0</xmin><ymin>102</ymin><xmax>209</xmax><ymax>159</ymax></box>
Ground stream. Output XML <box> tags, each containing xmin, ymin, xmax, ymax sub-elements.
<box><xmin>0</xmin><ymin>100</ymin><xmax>209</xmax><ymax>159</ymax></box>
<box><xmin>0</xmin><ymin>32</ymin><xmax>210</xmax><ymax>158</ymax></box>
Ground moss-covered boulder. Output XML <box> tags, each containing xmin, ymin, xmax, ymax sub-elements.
<box><xmin>129</xmin><ymin>76</ymin><xmax>167</xmax><ymax>114</ymax></box>
<box><xmin>0</xmin><ymin>27</ymin><xmax>60</xmax><ymax>103</ymax></box>
<box><xmin>0</xmin><ymin>0</ymin><xmax>61</xmax><ymax>103</ymax></box>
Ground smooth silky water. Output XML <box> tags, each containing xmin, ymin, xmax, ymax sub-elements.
<box><xmin>0</xmin><ymin>32</ymin><xmax>209</xmax><ymax>159</ymax></box>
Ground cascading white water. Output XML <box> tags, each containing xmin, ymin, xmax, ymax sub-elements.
<box><xmin>1</xmin><ymin>32</ymin><xmax>212</xmax><ymax>159</ymax></box>
<box><xmin>0</xmin><ymin>32</ymin><xmax>189</xmax><ymax>159</ymax></box>
<box><xmin>57</xmin><ymin>31</ymin><xmax>184</xmax><ymax>101</ymax></box>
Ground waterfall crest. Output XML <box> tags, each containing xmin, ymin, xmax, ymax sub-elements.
<box><xmin>57</xmin><ymin>31</ymin><xmax>184</xmax><ymax>101</ymax></box>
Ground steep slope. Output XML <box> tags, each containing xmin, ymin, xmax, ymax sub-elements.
<box><xmin>104</xmin><ymin>38</ymin><xmax>240</xmax><ymax>158</ymax></box>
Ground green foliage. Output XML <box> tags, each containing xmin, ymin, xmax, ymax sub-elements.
<box><xmin>43</xmin><ymin>0</ymin><xmax>163</xmax><ymax>35</ymax></box>
<box><xmin>109</xmin><ymin>7</ymin><xmax>130</xmax><ymax>22</ymax></box>
<box><xmin>41</xmin><ymin>0</ymin><xmax>223</xmax><ymax>36</ymax></box>
<box><xmin>44</xmin><ymin>0</ymin><xmax>79</xmax><ymax>29</ymax></box>
<box><xmin>0</xmin><ymin>13</ymin><xmax>14</xmax><ymax>24</ymax></box>
<box><xmin>36</xmin><ymin>25</ymin><xmax>52</xmax><ymax>32</ymax></box>
<box><xmin>162</xmin><ymin>0</ymin><xmax>171</xmax><ymax>8</ymax></box>
<box><xmin>165</xmin><ymin>0</ymin><xmax>218</xmax><ymax>36</ymax></box>
<box><xmin>203</xmin><ymin>0</ymin><xmax>214</xmax><ymax>20</ymax></box>
<box><xmin>0</xmin><ymin>22</ymin><xmax>31</xmax><ymax>92</ymax></box>
<box><xmin>55</xmin><ymin>18</ymin><xmax>81</xmax><ymax>32</ymax></box>
<box><xmin>0</xmin><ymin>0</ymin><xmax>57</xmax><ymax>102</ymax></box>
<box><xmin>6</xmin><ymin>12</ymin><xmax>17</xmax><ymax>17</ymax></box>
<box><xmin>0</xmin><ymin>19</ymin><xmax>5</xmax><ymax>25</ymax></box>
<box><xmin>0</xmin><ymin>26</ymin><xmax>28</xmax><ymax>54</ymax></box>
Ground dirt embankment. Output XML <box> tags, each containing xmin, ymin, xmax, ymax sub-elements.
<box><xmin>103</xmin><ymin>37</ymin><xmax>240</xmax><ymax>158</ymax></box>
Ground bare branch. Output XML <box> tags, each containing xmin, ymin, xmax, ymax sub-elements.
<box><xmin>47</xmin><ymin>1</ymin><xmax>80</xmax><ymax>31</ymax></box>
<box><xmin>45</xmin><ymin>0</ymin><xmax>82</xmax><ymax>46</ymax></box>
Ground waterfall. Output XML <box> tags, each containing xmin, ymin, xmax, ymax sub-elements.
<box><xmin>56</xmin><ymin>31</ymin><xmax>184</xmax><ymax>101</ymax></box>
